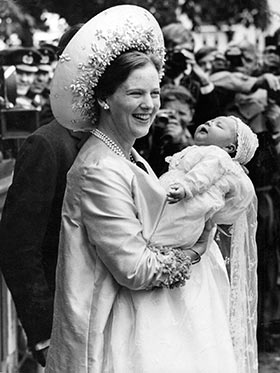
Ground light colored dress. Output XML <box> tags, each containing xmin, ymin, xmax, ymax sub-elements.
<box><xmin>45</xmin><ymin>138</ymin><xmax>257</xmax><ymax>373</ymax></box>
<box><xmin>154</xmin><ymin>145</ymin><xmax>258</xmax><ymax>373</ymax></box>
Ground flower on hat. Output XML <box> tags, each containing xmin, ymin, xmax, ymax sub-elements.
<box><xmin>68</xmin><ymin>19</ymin><xmax>165</xmax><ymax>125</ymax></box>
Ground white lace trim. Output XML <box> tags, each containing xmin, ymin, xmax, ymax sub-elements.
<box><xmin>229</xmin><ymin>196</ymin><xmax>258</xmax><ymax>372</ymax></box>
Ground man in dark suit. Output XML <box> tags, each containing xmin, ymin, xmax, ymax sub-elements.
<box><xmin>0</xmin><ymin>24</ymin><xmax>86</xmax><ymax>368</ymax></box>
<box><xmin>0</xmin><ymin>120</ymin><xmax>89</xmax><ymax>366</ymax></box>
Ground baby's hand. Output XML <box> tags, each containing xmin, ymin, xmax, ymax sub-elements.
<box><xmin>166</xmin><ymin>183</ymin><xmax>186</xmax><ymax>204</ymax></box>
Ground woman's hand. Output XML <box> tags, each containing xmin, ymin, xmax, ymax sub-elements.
<box><xmin>191</xmin><ymin>219</ymin><xmax>214</xmax><ymax>257</ymax></box>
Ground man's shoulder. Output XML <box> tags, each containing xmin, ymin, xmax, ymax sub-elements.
<box><xmin>32</xmin><ymin>120</ymin><xmax>88</xmax><ymax>145</ymax></box>
<box><xmin>13</xmin><ymin>120</ymin><xmax>82</xmax><ymax>168</ymax></box>
<box><xmin>32</xmin><ymin>120</ymin><xmax>71</xmax><ymax>139</ymax></box>
<box><xmin>26</xmin><ymin>120</ymin><xmax>82</xmax><ymax>151</ymax></box>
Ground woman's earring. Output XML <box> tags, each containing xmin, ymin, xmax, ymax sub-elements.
<box><xmin>103</xmin><ymin>102</ymin><xmax>109</xmax><ymax>110</ymax></box>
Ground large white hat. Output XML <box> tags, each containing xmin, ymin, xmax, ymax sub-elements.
<box><xmin>50</xmin><ymin>5</ymin><xmax>165</xmax><ymax>131</ymax></box>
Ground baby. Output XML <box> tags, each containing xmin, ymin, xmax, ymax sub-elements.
<box><xmin>165</xmin><ymin>115</ymin><xmax>258</xmax><ymax>204</ymax></box>
<box><xmin>150</xmin><ymin>115</ymin><xmax>258</xmax><ymax>248</ymax></box>
<box><xmin>148</xmin><ymin>115</ymin><xmax>259</xmax><ymax>373</ymax></box>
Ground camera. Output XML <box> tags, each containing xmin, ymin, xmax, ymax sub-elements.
<box><xmin>225</xmin><ymin>47</ymin><xmax>243</xmax><ymax>68</ymax></box>
<box><xmin>153</xmin><ymin>109</ymin><xmax>178</xmax><ymax>144</ymax></box>
<box><xmin>155</xmin><ymin>109</ymin><xmax>177</xmax><ymax>126</ymax></box>
<box><xmin>211</xmin><ymin>52</ymin><xmax>228</xmax><ymax>73</ymax></box>
<box><xmin>165</xmin><ymin>49</ymin><xmax>193</xmax><ymax>79</ymax></box>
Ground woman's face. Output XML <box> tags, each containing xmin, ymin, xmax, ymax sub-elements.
<box><xmin>194</xmin><ymin>116</ymin><xmax>236</xmax><ymax>148</ymax></box>
<box><xmin>106</xmin><ymin>63</ymin><xmax>160</xmax><ymax>141</ymax></box>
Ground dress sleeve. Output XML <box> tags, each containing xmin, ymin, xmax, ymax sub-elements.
<box><xmin>80</xmin><ymin>160</ymin><xmax>191</xmax><ymax>290</ymax></box>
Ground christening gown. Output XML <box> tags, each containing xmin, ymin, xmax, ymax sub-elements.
<box><xmin>155</xmin><ymin>145</ymin><xmax>258</xmax><ymax>373</ymax></box>
<box><xmin>45</xmin><ymin>138</ymin><xmax>258</xmax><ymax>373</ymax></box>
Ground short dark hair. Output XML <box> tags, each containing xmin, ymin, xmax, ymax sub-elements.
<box><xmin>95</xmin><ymin>50</ymin><xmax>161</xmax><ymax>100</ymax></box>
<box><xmin>195</xmin><ymin>46</ymin><xmax>217</xmax><ymax>63</ymax></box>
<box><xmin>162</xmin><ymin>23</ymin><xmax>194</xmax><ymax>52</ymax></box>
<box><xmin>160</xmin><ymin>84</ymin><xmax>195</xmax><ymax>108</ymax></box>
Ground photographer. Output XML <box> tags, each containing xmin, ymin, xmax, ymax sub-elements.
<box><xmin>210</xmin><ymin>39</ymin><xmax>280</xmax><ymax>353</ymax></box>
<box><xmin>207</xmin><ymin>41</ymin><xmax>280</xmax><ymax>132</ymax></box>
<box><xmin>161</xmin><ymin>23</ymin><xmax>234</xmax><ymax>129</ymax></box>
<box><xmin>195</xmin><ymin>46</ymin><xmax>218</xmax><ymax>77</ymax></box>
<box><xmin>148</xmin><ymin>84</ymin><xmax>195</xmax><ymax>176</ymax></box>
<box><xmin>161</xmin><ymin>22</ymin><xmax>202</xmax><ymax>102</ymax></box>
<box><xmin>262</xmin><ymin>35</ymin><xmax>280</xmax><ymax>146</ymax></box>
<box><xmin>263</xmin><ymin>43</ymin><xmax>280</xmax><ymax>76</ymax></box>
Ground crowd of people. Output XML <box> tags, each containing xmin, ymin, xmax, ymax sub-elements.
<box><xmin>0</xmin><ymin>44</ymin><xmax>56</xmax><ymax>110</ymax></box>
<box><xmin>137</xmin><ymin>19</ymin><xmax>280</xmax><ymax>354</ymax></box>
<box><xmin>0</xmin><ymin>3</ymin><xmax>280</xmax><ymax>372</ymax></box>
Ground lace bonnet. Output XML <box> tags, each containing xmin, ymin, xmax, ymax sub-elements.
<box><xmin>50</xmin><ymin>5</ymin><xmax>165</xmax><ymax>131</ymax></box>
<box><xmin>230</xmin><ymin>115</ymin><xmax>259</xmax><ymax>165</ymax></box>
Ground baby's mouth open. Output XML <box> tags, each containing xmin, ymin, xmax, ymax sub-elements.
<box><xmin>199</xmin><ymin>126</ymin><xmax>208</xmax><ymax>134</ymax></box>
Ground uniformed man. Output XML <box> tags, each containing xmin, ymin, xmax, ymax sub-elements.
<box><xmin>29</xmin><ymin>46</ymin><xmax>57</xmax><ymax>109</ymax></box>
<box><xmin>10</xmin><ymin>47</ymin><xmax>42</xmax><ymax>109</ymax></box>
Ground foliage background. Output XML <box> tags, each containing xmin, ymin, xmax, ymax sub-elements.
<box><xmin>18</xmin><ymin>0</ymin><xmax>270</xmax><ymax>28</ymax></box>
<box><xmin>0</xmin><ymin>0</ymin><xmax>272</xmax><ymax>46</ymax></box>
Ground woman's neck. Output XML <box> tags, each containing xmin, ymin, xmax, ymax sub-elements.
<box><xmin>97</xmin><ymin>120</ymin><xmax>133</xmax><ymax>159</ymax></box>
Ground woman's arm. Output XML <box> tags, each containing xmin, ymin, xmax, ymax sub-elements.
<box><xmin>80</xmin><ymin>160</ymin><xmax>203</xmax><ymax>290</ymax></box>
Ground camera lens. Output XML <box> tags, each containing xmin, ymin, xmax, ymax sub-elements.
<box><xmin>158</xmin><ymin>116</ymin><xmax>169</xmax><ymax>125</ymax></box>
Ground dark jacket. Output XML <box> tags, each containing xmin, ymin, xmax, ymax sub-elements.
<box><xmin>0</xmin><ymin>120</ymin><xmax>89</xmax><ymax>348</ymax></box>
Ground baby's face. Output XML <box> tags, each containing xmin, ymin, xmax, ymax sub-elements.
<box><xmin>194</xmin><ymin>116</ymin><xmax>236</xmax><ymax>148</ymax></box>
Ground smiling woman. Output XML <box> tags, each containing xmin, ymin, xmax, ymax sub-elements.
<box><xmin>45</xmin><ymin>5</ymin><xmax>259</xmax><ymax>373</ymax></box>
<box><xmin>44</xmin><ymin>5</ymin><xmax>214</xmax><ymax>372</ymax></box>
<box><xmin>94</xmin><ymin>51</ymin><xmax>161</xmax><ymax>154</ymax></box>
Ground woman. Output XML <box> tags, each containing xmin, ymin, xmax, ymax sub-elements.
<box><xmin>46</xmin><ymin>5</ymin><xmax>254</xmax><ymax>373</ymax></box>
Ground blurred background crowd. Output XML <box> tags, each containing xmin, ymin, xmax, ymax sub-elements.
<box><xmin>1</xmin><ymin>0</ymin><xmax>280</xmax><ymax>371</ymax></box>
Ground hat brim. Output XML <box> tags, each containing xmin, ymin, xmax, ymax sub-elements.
<box><xmin>16</xmin><ymin>64</ymin><xmax>38</xmax><ymax>73</ymax></box>
<box><xmin>38</xmin><ymin>65</ymin><xmax>53</xmax><ymax>73</ymax></box>
<box><xmin>50</xmin><ymin>5</ymin><xmax>164</xmax><ymax>131</ymax></box>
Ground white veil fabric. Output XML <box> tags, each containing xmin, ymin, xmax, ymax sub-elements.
<box><xmin>229</xmin><ymin>194</ymin><xmax>258</xmax><ymax>373</ymax></box>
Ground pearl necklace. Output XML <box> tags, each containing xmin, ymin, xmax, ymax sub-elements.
<box><xmin>91</xmin><ymin>128</ymin><xmax>135</xmax><ymax>163</ymax></box>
